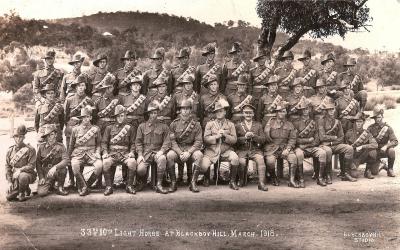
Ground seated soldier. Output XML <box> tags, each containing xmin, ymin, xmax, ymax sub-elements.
<box><xmin>5</xmin><ymin>125</ymin><xmax>36</xmax><ymax>202</ymax></box>
<box><xmin>345</xmin><ymin>113</ymin><xmax>378</xmax><ymax>179</ymax></box>
<box><xmin>318</xmin><ymin>102</ymin><xmax>356</xmax><ymax>182</ymax></box>
<box><xmin>367</xmin><ymin>105</ymin><xmax>398</xmax><ymax>177</ymax></box>
<box><xmin>264</xmin><ymin>103</ymin><xmax>298</xmax><ymax>187</ymax></box>
<box><xmin>167</xmin><ymin>99</ymin><xmax>203</xmax><ymax>193</ymax></box>
<box><xmin>235</xmin><ymin>103</ymin><xmax>268</xmax><ymax>191</ymax></box>
<box><xmin>200</xmin><ymin>99</ymin><xmax>240</xmax><ymax>190</ymax></box>
<box><xmin>292</xmin><ymin>97</ymin><xmax>332</xmax><ymax>187</ymax></box>
<box><xmin>36</xmin><ymin>124</ymin><xmax>69</xmax><ymax>197</ymax></box>
<box><xmin>69</xmin><ymin>106</ymin><xmax>103</xmax><ymax>196</ymax></box>
<box><xmin>135</xmin><ymin>101</ymin><xmax>171</xmax><ymax>194</ymax></box>
<box><xmin>102</xmin><ymin>105</ymin><xmax>137</xmax><ymax>196</ymax></box>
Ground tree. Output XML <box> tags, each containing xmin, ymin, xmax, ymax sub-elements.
<box><xmin>256</xmin><ymin>0</ymin><xmax>372</xmax><ymax>57</ymax></box>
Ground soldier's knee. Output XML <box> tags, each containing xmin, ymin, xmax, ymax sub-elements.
<box><xmin>192</xmin><ymin>151</ymin><xmax>203</xmax><ymax>161</ymax></box>
<box><xmin>287</xmin><ymin>153</ymin><xmax>297</xmax><ymax>166</ymax></box>
<box><xmin>200</xmin><ymin>157</ymin><xmax>211</xmax><ymax>172</ymax></box>
<box><xmin>18</xmin><ymin>172</ymin><xmax>31</xmax><ymax>183</ymax></box>
<box><xmin>238</xmin><ymin>158</ymin><xmax>247</xmax><ymax>167</ymax></box>
<box><xmin>316</xmin><ymin>149</ymin><xmax>327</xmax><ymax>162</ymax></box>
<box><xmin>359</xmin><ymin>90</ymin><xmax>368</xmax><ymax>100</ymax></box>
<box><xmin>71</xmin><ymin>159</ymin><xmax>81</xmax><ymax>173</ymax></box>
<box><xmin>229</xmin><ymin>152</ymin><xmax>239</xmax><ymax>166</ymax></box>
<box><xmin>156</xmin><ymin>155</ymin><xmax>167</xmax><ymax>166</ymax></box>
<box><xmin>387</xmin><ymin>148</ymin><xmax>396</xmax><ymax>158</ymax></box>
<box><xmin>368</xmin><ymin>150</ymin><xmax>377</xmax><ymax>160</ymax></box>
<box><xmin>344</xmin><ymin>145</ymin><xmax>354</xmax><ymax>159</ymax></box>
<box><xmin>322</xmin><ymin>146</ymin><xmax>333</xmax><ymax>159</ymax></box>
<box><xmin>265</xmin><ymin>155</ymin><xmax>276</xmax><ymax>167</ymax></box>
<box><xmin>166</xmin><ymin>150</ymin><xmax>178</xmax><ymax>161</ymax></box>
<box><xmin>254</xmin><ymin>154</ymin><xmax>266</xmax><ymax>167</ymax></box>
<box><xmin>102</xmin><ymin>158</ymin><xmax>113</xmax><ymax>171</ymax></box>
<box><xmin>93</xmin><ymin>160</ymin><xmax>103</xmax><ymax>175</ymax></box>
<box><xmin>126</xmin><ymin>159</ymin><xmax>137</xmax><ymax>171</ymax></box>
<box><xmin>294</xmin><ymin>148</ymin><xmax>304</xmax><ymax>162</ymax></box>
<box><xmin>57</xmin><ymin>167</ymin><xmax>67</xmax><ymax>177</ymax></box>
<box><xmin>137</xmin><ymin>163</ymin><xmax>147</xmax><ymax>177</ymax></box>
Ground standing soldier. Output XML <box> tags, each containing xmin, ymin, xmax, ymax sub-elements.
<box><xmin>171</xmin><ymin>47</ymin><xmax>196</xmax><ymax>94</ymax></box>
<box><xmin>287</xmin><ymin>78</ymin><xmax>307</xmax><ymax>122</ymax></box>
<box><xmin>335</xmin><ymin>81</ymin><xmax>360</xmax><ymax>132</ymax></box>
<box><xmin>367</xmin><ymin>105</ymin><xmax>398</xmax><ymax>177</ymax></box>
<box><xmin>249</xmin><ymin>49</ymin><xmax>269</xmax><ymax>104</ymax></box>
<box><xmin>222</xmin><ymin>42</ymin><xmax>249</xmax><ymax>96</ymax></box>
<box><xmin>319</xmin><ymin>52</ymin><xmax>339</xmax><ymax>93</ymax></box>
<box><xmin>318</xmin><ymin>102</ymin><xmax>356</xmax><ymax>182</ymax></box>
<box><xmin>256</xmin><ymin>75</ymin><xmax>282</xmax><ymax>127</ymax></box>
<box><xmin>337</xmin><ymin>58</ymin><xmax>368</xmax><ymax>111</ymax></box>
<box><xmin>296</xmin><ymin>50</ymin><xmax>318</xmax><ymax>97</ymax></box>
<box><xmin>143</xmin><ymin>47</ymin><xmax>172</xmax><ymax>96</ymax></box>
<box><xmin>234</xmin><ymin>104</ymin><xmax>268</xmax><ymax>191</ymax></box>
<box><xmin>227</xmin><ymin>74</ymin><xmax>254</xmax><ymax>123</ymax></box>
<box><xmin>167</xmin><ymin>99</ymin><xmax>203</xmax><ymax>192</ymax></box>
<box><xmin>201</xmin><ymin>99</ymin><xmax>240</xmax><ymax>190</ymax></box>
<box><xmin>199</xmin><ymin>74</ymin><xmax>227</xmax><ymax>128</ymax></box>
<box><xmin>33</xmin><ymin>50</ymin><xmax>64</xmax><ymax>103</ymax></box>
<box><xmin>120</xmin><ymin>75</ymin><xmax>147</xmax><ymax>128</ymax></box>
<box><xmin>292</xmin><ymin>97</ymin><xmax>331</xmax><ymax>187</ymax></box>
<box><xmin>147</xmin><ymin>76</ymin><xmax>176</xmax><ymax>125</ymax></box>
<box><xmin>86</xmin><ymin>53</ymin><xmax>115</xmax><ymax>96</ymax></box>
<box><xmin>35</xmin><ymin>83</ymin><xmax>64</xmax><ymax>142</ymax></box>
<box><xmin>60</xmin><ymin>54</ymin><xmax>85</xmax><ymax>102</ymax></box>
<box><xmin>114</xmin><ymin>50</ymin><xmax>141</xmax><ymax>96</ymax></box>
<box><xmin>195</xmin><ymin>42</ymin><xmax>222</xmax><ymax>95</ymax></box>
<box><xmin>102</xmin><ymin>105</ymin><xmax>137</xmax><ymax>195</ymax></box>
<box><xmin>274</xmin><ymin>51</ymin><xmax>296</xmax><ymax>98</ymax></box>
<box><xmin>5</xmin><ymin>125</ymin><xmax>36</xmax><ymax>202</ymax></box>
<box><xmin>68</xmin><ymin>106</ymin><xmax>103</xmax><ymax>196</ymax></box>
<box><xmin>36</xmin><ymin>124</ymin><xmax>69</xmax><ymax>197</ymax></box>
<box><xmin>345</xmin><ymin>113</ymin><xmax>378</xmax><ymax>179</ymax></box>
<box><xmin>309</xmin><ymin>79</ymin><xmax>334</xmax><ymax>121</ymax></box>
<box><xmin>64</xmin><ymin>76</ymin><xmax>93</xmax><ymax>188</ymax></box>
<box><xmin>135</xmin><ymin>102</ymin><xmax>171</xmax><ymax>194</ymax></box>
<box><xmin>174</xmin><ymin>74</ymin><xmax>200</xmax><ymax>119</ymax></box>
<box><xmin>264</xmin><ymin>104</ymin><xmax>298</xmax><ymax>187</ymax></box>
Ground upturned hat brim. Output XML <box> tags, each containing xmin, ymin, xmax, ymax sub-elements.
<box><xmin>68</xmin><ymin>57</ymin><xmax>85</xmax><ymax>65</ymax></box>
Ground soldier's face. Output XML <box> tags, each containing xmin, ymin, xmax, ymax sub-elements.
<box><xmin>209</xmin><ymin>81</ymin><xmax>218</xmax><ymax>92</ymax></box>
<box><xmin>206</xmin><ymin>53</ymin><xmax>215</xmax><ymax>61</ymax></box>
<box><xmin>268</xmin><ymin>83</ymin><xmax>278</xmax><ymax>93</ymax></box>
<box><xmin>47</xmin><ymin>132</ymin><xmax>57</xmax><ymax>144</ymax></box>
<box><xmin>237</xmin><ymin>84</ymin><xmax>246</xmax><ymax>93</ymax></box>
<box><xmin>243</xmin><ymin>108</ymin><xmax>254</xmax><ymax>121</ymax></box>
<box><xmin>98</xmin><ymin>59</ymin><xmax>107</xmax><ymax>69</ymax></box>
<box><xmin>344</xmin><ymin>88</ymin><xmax>352</xmax><ymax>96</ymax></box>
<box><xmin>148</xmin><ymin>110</ymin><xmax>158</xmax><ymax>120</ymax></box>
<box><xmin>179</xmin><ymin>56</ymin><xmax>189</xmax><ymax>65</ymax></box>
<box><xmin>302</xmin><ymin>58</ymin><xmax>311</xmax><ymax>66</ymax></box>
<box><xmin>45</xmin><ymin>90</ymin><xmax>55</xmax><ymax>101</ymax></box>
<box><xmin>374</xmin><ymin>115</ymin><xmax>383</xmax><ymax>124</ymax></box>
<box><xmin>302</xmin><ymin>107</ymin><xmax>310</xmax><ymax>116</ymax></box>
<box><xmin>183</xmin><ymin>82</ymin><xmax>193</xmax><ymax>91</ymax></box>
<box><xmin>13</xmin><ymin>135</ymin><xmax>24</xmax><ymax>145</ymax></box>
<box><xmin>45</xmin><ymin>58</ymin><xmax>54</xmax><ymax>66</ymax></box>
<box><xmin>284</xmin><ymin>58</ymin><xmax>293</xmax><ymax>66</ymax></box>
<box><xmin>116</xmin><ymin>113</ymin><xmax>126</xmax><ymax>124</ymax></box>
<box><xmin>180</xmin><ymin>106</ymin><xmax>191</xmax><ymax>117</ymax></box>
<box><xmin>124</xmin><ymin>58</ymin><xmax>135</xmax><ymax>68</ymax></box>
<box><xmin>326</xmin><ymin>108</ymin><xmax>335</xmax><ymax>117</ymax></box>
<box><xmin>355</xmin><ymin>120</ymin><xmax>364</xmax><ymax>130</ymax></box>
<box><xmin>157</xmin><ymin>84</ymin><xmax>167</xmax><ymax>94</ymax></box>
<box><xmin>257</xmin><ymin>56</ymin><xmax>267</xmax><ymax>66</ymax></box>
<box><xmin>215</xmin><ymin>109</ymin><xmax>226</xmax><ymax>119</ymax></box>
<box><xmin>105</xmin><ymin>86</ymin><xmax>113</xmax><ymax>95</ymax></box>
<box><xmin>346</xmin><ymin>65</ymin><xmax>355</xmax><ymax>73</ymax></box>
<box><xmin>152</xmin><ymin>57</ymin><xmax>163</xmax><ymax>67</ymax></box>
<box><xmin>73</xmin><ymin>61</ymin><xmax>82</xmax><ymax>70</ymax></box>
<box><xmin>76</xmin><ymin>82</ymin><xmax>86</xmax><ymax>94</ymax></box>
<box><xmin>325</xmin><ymin>60</ymin><xmax>334</xmax><ymax>69</ymax></box>
<box><xmin>277</xmin><ymin>110</ymin><xmax>287</xmax><ymax>119</ymax></box>
<box><xmin>294</xmin><ymin>85</ymin><xmax>303</xmax><ymax>94</ymax></box>
<box><xmin>131</xmin><ymin>82</ymin><xmax>141</xmax><ymax>92</ymax></box>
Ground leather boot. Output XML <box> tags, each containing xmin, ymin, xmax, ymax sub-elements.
<box><xmin>17</xmin><ymin>193</ymin><xmax>28</xmax><ymax>202</ymax></box>
<box><xmin>55</xmin><ymin>173</ymin><xmax>69</xmax><ymax>196</ymax></box>
<box><xmin>66</xmin><ymin>165</ymin><xmax>75</xmax><ymax>189</ymax></box>
<box><xmin>277</xmin><ymin>159</ymin><xmax>284</xmax><ymax>179</ymax></box>
<box><xmin>269</xmin><ymin>168</ymin><xmax>279</xmax><ymax>186</ymax></box>
<box><xmin>189</xmin><ymin>164</ymin><xmax>200</xmax><ymax>193</ymax></box>
<box><xmin>237</xmin><ymin>165</ymin><xmax>245</xmax><ymax>187</ymax></box>
<box><xmin>364</xmin><ymin>166</ymin><xmax>374</xmax><ymax>179</ymax></box>
<box><xmin>126</xmin><ymin>170</ymin><xmax>136</xmax><ymax>194</ymax></box>
<box><xmin>103</xmin><ymin>171</ymin><xmax>113</xmax><ymax>196</ymax></box>
<box><xmin>297</xmin><ymin>164</ymin><xmax>305</xmax><ymax>188</ymax></box>
<box><xmin>288</xmin><ymin>164</ymin><xmax>299</xmax><ymax>188</ymax></box>
<box><xmin>168</xmin><ymin>164</ymin><xmax>177</xmax><ymax>193</ymax></box>
<box><xmin>75</xmin><ymin>172</ymin><xmax>89</xmax><ymax>196</ymax></box>
<box><xmin>186</xmin><ymin>163</ymin><xmax>193</xmax><ymax>186</ymax></box>
<box><xmin>177</xmin><ymin>163</ymin><xmax>184</xmax><ymax>185</ymax></box>
<box><xmin>325</xmin><ymin>161</ymin><xmax>333</xmax><ymax>184</ymax></box>
<box><xmin>317</xmin><ymin>162</ymin><xmax>327</xmax><ymax>186</ymax></box>
<box><xmin>312</xmin><ymin>158</ymin><xmax>319</xmax><ymax>180</ymax></box>
<box><xmin>257</xmin><ymin>166</ymin><xmax>268</xmax><ymax>191</ymax></box>
<box><xmin>341</xmin><ymin>159</ymin><xmax>357</xmax><ymax>182</ymax></box>
<box><xmin>203</xmin><ymin>168</ymin><xmax>210</xmax><ymax>187</ymax></box>
<box><xmin>87</xmin><ymin>173</ymin><xmax>99</xmax><ymax>188</ymax></box>
<box><xmin>229</xmin><ymin>164</ymin><xmax>239</xmax><ymax>190</ymax></box>
<box><xmin>156</xmin><ymin>170</ymin><xmax>168</xmax><ymax>194</ymax></box>
<box><xmin>337</xmin><ymin>155</ymin><xmax>345</xmax><ymax>177</ymax></box>
<box><xmin>136</xmin><ymin>175</ymin><xmax>146</xmax><ymax>192</ymax></box>
<box><xmin>387</xmin><ymin>158</ymin><xmax>396</xmax><ymax>177</ymax></box>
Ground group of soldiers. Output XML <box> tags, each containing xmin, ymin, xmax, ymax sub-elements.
<box><xmin>5</xmin><ymin>42</ymin><xmax>398</xmax><ymax>202</ymax></box>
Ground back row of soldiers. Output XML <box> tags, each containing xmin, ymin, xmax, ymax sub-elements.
<box><xmin>5</xmin><ymin>42</ymin><xmax>397</xmax><ymax>201</ymax></box>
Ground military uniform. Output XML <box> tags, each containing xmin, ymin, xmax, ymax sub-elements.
<box><xmin>36</xmin><ymin>140</ymin><xmax>69</xmax><ymax>197</ymax></box>
<box><xmin>249</xmin><ymin>65</ymin><xmax>269</xmax><ymax>104</ymax></box>
<box><xmin>147</xmin><ymin>92</ymin><xmax>175</xmax><ymax>125</ymax></box>
<box><xmin>296</xmin><ymin>65</ymin><xmax>318</xmax><ymax>97</ymax></box>
<box><xmin>93</xmin><ymin>94</ymin><xmax>121</xmax><ymax>133</ymax></box>
<box><xmin>171</xmin><ymin>64</ymin><xmax>196</xmax><ymax>94</ymax></box>
<box><xmin>309</xmin><ymin>86</ymin><xmax>334</xmax><ymax>121</ymax></box>
<box><xmin>60</xmin><ymin>69</ymin><xmax>83</xmax><ymax>102</ymax></box>
<box><xmin>256</xmin><ymin>90</ymin><xmax>281</xmax><ymax>127</ymax></box>
<box><xmin>222</xmin><ymin>59</ymin><xmax>249</xmax><ymax>96</ymax></box>
<box><xmin>114</xmin><ymin>67</ymin><xmax>142</xmax><ymax>95</ymax></box>
<box><xmin>286</xmin><ymin>92</ymin><xmax>305</xmax><ymax>122</ymax></box>
<box><xmin>274</xmin><ymin>65</ymin><xmax>296</xmax><ymax>98</ymax></box>
<box><xmin>195</xmin><ymin>61</ymin><xmax>223</xmax><ymax>95</ymax></box>
<box><xmin>335</xmin><ymin>94</ymin><xmax>360</xmax><ymax>132</ymax></box>
<box><xmin>120</xmin><ymin>92</ymin><xmax>147</xmax><ymax>127</ymax></box>
<box><xmin>227</xmin><ymin>91</ymin><xmax>253</xmax><ymax>123</ymax></box>
<box><xmin>174</xmin><ymin>89</ymin><xmax>200</xmax><ymax>119</ymax></box>
<box><xmin>35</xmin><ymin>99</ymin><xmax>64</xmax><ymax>142</ymax></box>
<box><xmin>199</xmin><ymin>79</ymin><xmax>227</xmax><ymax>128</ymax></box>
<box><xmin>85</xmin><ymin>53</ymin><xmax>114</xmax><ymax>96</ymax></box>
<box><xmin>143</xmin><ymin>67</ymin><xmax>172</xmax><ymax>96</ymax></box>
<box><xmin>5</xmin><ymin>137</ymin><xmax>36</xmax><ymax>201</ymax></box>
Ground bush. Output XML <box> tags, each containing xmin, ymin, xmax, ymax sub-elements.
<box><xmin>365</xmin><ymin>95</ymin><xmax>397</xmax><ymax>111</ymax></box>
<box><xmin>12</xmin><ymin>83</ymin><xmax>34</xmax><ymax>110</ymax></box>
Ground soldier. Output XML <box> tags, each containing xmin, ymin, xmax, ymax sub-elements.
<box><xmin>296</xmin><ymin>50</ymin><xmax>318</xmax><ymax>97</ymax></box>
<box><xmin>60</xmin><ymin>54</ymin><xmax>85</xmax><ymax>102</ymax></box>
<box><xmin>367</xmin><ymin>105</ymin><xmax>398</xmax><ymax>177</ymax></box>
<box><xmin>35</xmin><ymin>83</ymin><xmax>64</xmax><ymax>142</ymax></box>
<box><xmin>86</xmin><ymin>53</ymin><xmax>115</xmax><ymax>96</ymax></box>
<box><xmin>64</xmin><ymin>76</ymin><xmax>93</xmax><ymax>188</ymax></box>
<box><xmin>264</xmin><ymin>104</ymin><xmax>298</xmax><ymax>187</ymax></box>
<box><xmin>249</xmin><ymin>49</ymin><xmax>269</xmax><ymax>104</ymax></box>
<box><xmin>36</xmin><ymin>124</ymin><xmax>69</xmax><ymax>197</ymax></box>
<box><xmin>195</xmin><ymin>42</ymin><xmax>222</xmax><ymax>95</ymax></box>
<box><xmin>287</xmin><ymin>78</ymin><xmax>307</xmax><ymax>122</ymax></box>
<box><xmin>256</xmin><ymin>75</ymin><xmax>282</xmax><ymax>127</ymax></box>
<box><xmin>318</xmin><ymin>102</ymin><xmax>356</xmax><ymax>182</ymax></box>
<box><xmin>335</xmin><ymin>81</ymin><xmax>360</xmax><ymax>132</ymax></box>
<box><xmin>102</xmin><ymin>105</ymin><xmax>137</xmax><ymax>195</ymax></box>
<box><xmin>222</xmin><ymin>42</ymin><xmax>249</xmax><ymax>96</ymax></box>
<box><xmin>143</xmin><ymin>47</ymin><xmax>172</xmax><ymax>96</ymax></box>
<box><xmin>167</xmin><ymin>99</ymin><xmax>203</xmax><ymax>192</ymax></box>
<box><xmin>309</xmin><ymin>79</ymin><xmax>334</xmax><ymax>121</ymax></box>
<box><xmin>337</xmin><ymin>58</ymin><xmax>368</xmax><ymax>111</ymax></box>
<box><xmin>68</xmin><ymin>106</ymin><xmax>103</xmax><ymax>196</ymax></box>
<box><xmin>135</xmin><ymin>102</ymin><xmax>171</xmax><ymax>194</ymax></box>
<box><xmin>274</xmin><ymin>51</ymin><xmax>296</xmax><ymax>98</ymax></box>
<box><xmin>292</xmin><ymin>97</ymin><xmax>332</xmax><ymax>187</ymax></box>
<box><xmin>227</xmin><ymin>74</ymin><xmax>254</xmax><ymax>123</ymax></box>
<box><xmin>32</xmin><ymin>50</ymin><xmax>64</xmax><ymax>103</ymax></box>
<box><xmin>147</xmin><ymin>76</ymin><xmax>176</xmax><ymax>125</ymax></box>
<box><xmin>319</xmin><ymin>52</ymin><xmax>339</xmax><ymax>93</ymax></box>
<box><xmin>171</xmin><ymin>47</ymin><xmax>196</xmax><ymax>94</ymax></box>
<box><xmin>114</xmin><ymin>50</ymin><xmax>141</xmax><ymax>96</ymax></box>
<box><xmin>174</xmin><ymin>74</ymin><xmax>200</xmax><ymax>119</ymax></box>
<box><xmin>345</xmin><ymin>113</ymin><xmax>378</xmax><ymax>179</ymax></box>
<box><xmin>5</xmin><ymin>125</ymin><xmax>36</xmax><ymax>202</ymax></box>
<box><xmin>120</xmin><ymin>75</ymin><xmax>147</xmax><ymax>127</ymax></box>
<box><xmin>199</xmin><ymin>74</ymin><xmax>228</xmax><ymax>128</ymax></box>
<box><xmin>201</xmin><ymin>99</ymin><xmax>240</xmax><ymax>190</ymax></box>
<box><xmin>234</xmin><ymin>104</ymin><xmax>268</xmax><ymax>191</ymax></box>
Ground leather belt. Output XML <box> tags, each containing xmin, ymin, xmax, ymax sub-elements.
<box><xmin>303</xmin><ymin>86</ymin><xmax>313</xmax><ymax>90</ymax></box>
<box><xmin>127</xmin><ymin>115</ymin><xmax>143</xmax><ymax>120</ymax></box>
<box><xmin>99</xmin><ymin>117</ymin><xmax>115</xmax><ymax>122</ymax></box>
<box><xmin>253</xmin><ymin>85</ymin><xmax>267</xmax><ymax>89</ymax></box>
<box><xmin>110</xmin><ymin>145</ymin><xmax>129</xmax><ymax>150</ymax></box>
<box><xmin>157</xmin><ymin>116</ymin><xmax>171</xmax><ymax>121</ymax></box>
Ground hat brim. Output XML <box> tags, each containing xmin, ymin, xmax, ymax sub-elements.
<box><xmin>41</xmin><ymin>129</ymin><xmax>57</xmax><ymax>138</ymax></box>
<box><xmin>241</xmin><ymin>104</ymin><xmax>256</xmax><ymax>111</ymax></box>
<box><xmin>297</xmin><ymin>56</ymin><xmax>310</xmax><ymax>61</ymax></box>
<box><xmin>343</xmin><ymin>63</ymin><xmax>356</xmax><ymax>67</ymax></box>
<box><xmin>201</xmin><ymin>51</ymin><xmax>214</xmax><ymax>56</ymax></box>
<box><xmin>213</xmin><ymin>106</ymin><xmax>228</xmax><ymax>112</ymax></box>
<box><xmin>252</xmin><ymin>55</ymin><xmax>266</xmax><ymax>62</ymax></box>
<box><xmin>321</xmin><ymin>58</ymin><xmax>335</xmax><ymax>65</ymax></box>
<box><xmin>68</xmin><ymin>57</ymin><xmax>85</xmax><ymax>65</ymax></box>
<box><xmin>228</xmin><ymin>49</ymin><xmax>239</xmax><ymax>55</ymax></box>
<box><xmin>93</xmin><ymin>57</ymin><xmax>107</xmax><ymax>67</ymax></box>
<box><xmin>40</xmin><ymin>88</ymin><xmax>55</xmax><ymax>93</ymax></box>
<box><xmin>42</xmin><ymin>56</ymin><xmax>55</xmax><ymax>60</ymax></box>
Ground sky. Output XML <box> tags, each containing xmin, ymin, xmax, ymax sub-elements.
<box><xmin>1</xmin><ymin>0</ymin><xmax>399</xmax><ymax>52</ymax></box>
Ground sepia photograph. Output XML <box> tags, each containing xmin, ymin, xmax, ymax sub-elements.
<box><xmin>0</xmin><ymin>0</ymin><xmax>399</xmax><ymax>249</ymax></box>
